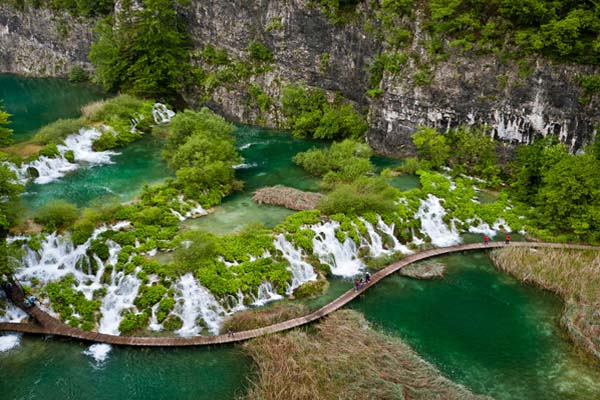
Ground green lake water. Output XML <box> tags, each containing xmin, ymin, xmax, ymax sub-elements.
<box><xmin>0</xmin><ymin>74</ymin><xmax>105</xmax><ymax>142</ymax></box>
<box><xmin>351</xmin><ymin>251</ymin><xmax>600</xmax><ymax>400</ymax></box>
<box><xmin>0</xmin><ymin>337</ymin><xmax>251</xmax><ymax>400</ymax></box>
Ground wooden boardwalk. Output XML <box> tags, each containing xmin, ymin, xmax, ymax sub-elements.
<box><xmin>1</xmin><ymin>241</ymin><xmax>598</xmax><ymax>347</ymax></box>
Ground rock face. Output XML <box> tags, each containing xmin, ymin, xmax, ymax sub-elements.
<box><xmin>0</xmin><ymin>4</ymin><xmax>95</xmax><ymax>77</ymax></box>
<box><xmin>369</xmin><ymin>55</ymin><xmax>600</xmax><ymax>156</ymax></box>
<box><xmin>0</xmin><ymin>1</ymin><xmax>598</xmax><ymax>155</ymax></box>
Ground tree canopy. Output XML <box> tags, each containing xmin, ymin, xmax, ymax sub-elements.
<box><xmin>89</xmin><ymin>0</ymin><xmax>190</xmax><ymax>103</ymax></box>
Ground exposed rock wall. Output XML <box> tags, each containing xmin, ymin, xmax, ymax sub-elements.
<box><xmin>0</xmin><ymin>1</ymin><xmax>598</xmax><ymax>155</ymax></box>
<box><xmin>369</xmin><ymin>55</ymin><xmax>600</xmax><ymax>156</ymax></box>
<box><xmin>0</xmin><ymin>4</ymin><xmax>95</xmax><ymax>77</ymax></box>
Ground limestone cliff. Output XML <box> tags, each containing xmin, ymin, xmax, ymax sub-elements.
<box><xmin>0</xmin><ymin>4</ymin><xmax>95</xmax><ymax>76</ymax></box>
<box><xmin>0</xmin><ymin>1</ymin><xmax>598</xmax><ymax>155</ymax></box>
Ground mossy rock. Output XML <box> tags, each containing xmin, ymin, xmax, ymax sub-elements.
<box><xmin>163</xmin><ymin>315</ymin><xmax>183</xmax><ymax>331</ymax></box>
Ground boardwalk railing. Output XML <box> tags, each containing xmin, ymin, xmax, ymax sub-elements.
<box><xmin>1</xmin><ymin>242</ymin><xmax>598</xmax><ymax>347</ymax></box>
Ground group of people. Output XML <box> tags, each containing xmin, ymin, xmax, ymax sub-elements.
<box><xmin>483</xmin><ymin>234</ymin><xmax>511</xmax><ymax>245</ymax></box>
<box><xmin>354</xmin><ymin>271</ymin><xmax>371</xmax><ymax>291</ymax></box>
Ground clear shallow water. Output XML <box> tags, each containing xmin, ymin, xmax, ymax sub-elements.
<box><xmin>350</xmin><ymin>251</ymin><xmax>600</xmax><ymax>400</ymax></box>
<box><xmin>0</xmin><ymin>74</ymin><xmax>106</xmax><ymax>142</ymax></box>
<box><xmin>0</xmin><ymin>336</ymin><xmax>251</xmax><ymax>400</ymax></box>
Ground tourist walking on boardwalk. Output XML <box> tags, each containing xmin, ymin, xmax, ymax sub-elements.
<box><xmin>484</xmin><ymin>235</ymin><xmax>490</xmax><ymax>245</ymax></box>
<box><xmin>355</xmin><ymin>279</ymin><xmax>361</xmax><ymax>291</ymax></box>
<box><xmin>505</xmin><ymin>234</ymin><xmax>511</xmax><ymax>244</ymax></box>
<box><xmin>365</xmin><ymin>271</ymin><xmax>371</xmax><ymax>284</ymax></box>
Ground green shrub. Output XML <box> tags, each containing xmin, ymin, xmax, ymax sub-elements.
<box><xmin>134</xmin><ymin>284</ymin><xmax>167</xmax><ymax>310</ymax></box>
<box><xmin>318</xmin><ymin>177</ymin><xmax>399</xmax><ymax>216</ymax></box>
<box><xmin>89</xmin><ymin>239</ymin><xmax>110</xmax><ymax>260</ymax></box>
<box><xmin>38</xmin><ymin>144</ymin><xmax>60</xmax><ymax>158</ymax></box>
<box><xmin>34</xmin><ymin>200</ymin><xmax>79</xmax><ymax>231</ymax></box>
<box><xmin>247</xmin><ymin>41</ymin><xmax>273</xmax><ymax>62</ymax></box>
<box><xmin>118</xmin><ymin>311</ymin><xmax>150</xmax><ymax>335</ymax></box>
<box><xmin>32</xmin><ymin>118</ymin><xmax>87</xmax><ymax>145</ymax></box>
<box><xmin>157</xmin><ymin>297</ymin><xmax>175</xmax><ymax>323</ymax></box>
<box><xmin>163</xmin><ymin>315</ymin><xmax>183</xmax><ymax>331</ymax></box>
<box><xmin>71</xmin><ymin>218</ymin><xmax>96</xmax><ymax>245</ymax></box>
<box><xmin>293</xmin><ymin>279</ymin><xmax>327</xmax><ymax>299</ymax></box>
<box><xmin>68</xmin><ymin>65</ymin><xmax>89</xmax><ymax>83</ymax></box>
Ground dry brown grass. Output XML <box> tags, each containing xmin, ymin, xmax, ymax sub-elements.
<box><xmin>491</xmin><ymin>247</ymin><xmax>600</xmax><ymax>360</ymax></box>
<box><xmin>220</xmin><ymin>302</ymin><xmax>309</xmax><ymax>334</ymax></box>
<box><xmin>80</xmin><ymin>99</ymin><xmax>107</xmax><ymax>119</ymax></box>
<box><xmin>242</xmin><ymin>310</ymin><xmax>491</xmax><ymax>400</ymax></box>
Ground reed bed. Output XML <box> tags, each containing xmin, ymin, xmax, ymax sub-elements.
<box><xmin>491</xmin><ymin>247</ymin><xmax>600</xmax><ymax>359</ymax></box>
<box><xmin>221</xmin><ymin>302</ymin><xmax>309</xmax><ymax>334</ymax></box>
<box><xmin>242</xmin><ymin>310</ymin><xmax>491</xmax><ymax>400</ymax></box>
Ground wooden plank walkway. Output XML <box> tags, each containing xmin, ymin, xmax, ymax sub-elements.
<box><xmin>1</xmin><ymin>241</ymin><xmax>598</xmax><ymax>347</ymax></box>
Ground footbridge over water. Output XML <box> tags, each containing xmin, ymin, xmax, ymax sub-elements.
<box><xmin>1</xmin><ymin>242</ymin><xmax>597</xmax><ymax>347</ymax></box>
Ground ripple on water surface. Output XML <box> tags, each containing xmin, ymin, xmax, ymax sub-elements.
<box><xmin>350</xmin><ymin>251</ymin><xmax>600</xmax><ymax>400</ymax></box>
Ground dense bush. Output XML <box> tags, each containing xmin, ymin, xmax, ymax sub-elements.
<box><xmin>318</xmin><ymin>177</ymin><xmax>399</xmax><ymax>216</ymax></box>
<box><xmin>162</xmin><ymin>109</ymin><xmax>240</xmax><ymax>203</ymax></box>
<box><xmin>293</xmin><ymin>139</ymin><xmax>373</xmax><ymax>188</ymax></box>
<box><xmin>34</xmin><ymin>200</ymin><xmax>79</xmax><ymax>231</ymax></box>
<box><xmin>0</xmin><ymin>103</ymin><xmax>13</xmax><ymax>147</ymax></box>
<box><xmin>281</xmin><ymin>85</ymin><xmax>367</xmax><ymax>140</ymax></box>
<box><xmin>247</xmin><ymin>41</ymin><xmax>273</xmax><ymax>62</ymax></box>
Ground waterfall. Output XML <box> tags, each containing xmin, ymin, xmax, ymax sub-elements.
<box><xmin>376</xmin><ymin>215</ymin><xmax>413</xmax><ymax>254</ymax></box>
<box><xmin>252</xmin><ymin>281</ymin><xmax>283</xmax><ymax>306</ymax></box>
<box><xmin>98</xmin><ymin>272</ymin><xmax>141</xmax><ymax>335</ymax></box>
<box><xmin>0</xmin><ymin>290</ymin><xmax>27</xmax><ymax>323</ymax></box>
<box><xmin>311</xmin><ymin>221</ymin><xmax>363</xmax><ymax>277</ymax></box>
<box><xmin>273</xmin><ymin>234</ymin><xmax>317</xmax><ymax>294</ymax></box>
<box><xmin>0</xmin><ymin>335</ymin><xmax>20</xmax><ymax>353</ymax></box>
<box><xmin>148</xmin><ymin>302</ymin><xmax>163</xmax><ymax>332</ymax></box>
<box><xmin>359</xmin><ymin>218</ymin><xmax>388</xmax><ymax>258</ymax></box>
<box><xmin>173</xmin><ymin>274</ymin><xmax>226</xmax><ymax>336</ymax></box>
<box><xmin>11</xmin><ymin>127</ymin><xmax>119</xmax><ymax>185</ymax></box>
<box><xmin>152</xmin><ymin>103</ymin><xmax>175</xmax><ymax>124</ymax></box>
<box><xmin>414</xmin><ymin>194</ymin><xmax>461</xmax><ymax>247</ymax></box>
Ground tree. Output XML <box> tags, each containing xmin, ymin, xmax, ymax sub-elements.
<box><xmin>0</xmin><ymin>102</ymin><xmax>13</xmax><ymax>147</ymax></box>
<box><xmin>89</xmin><ymin>0</ymin><xmax>190</xmax><ymax>103</ymax></box>
<box><xmin>536</xmin><ymin>153</ymin><xmax>600</xmax><ymax>241</ymax></box>
<box><xmin>412</xmin><ymin>126</ymin><xmax>450</xmax><ymax>169</ymax></box>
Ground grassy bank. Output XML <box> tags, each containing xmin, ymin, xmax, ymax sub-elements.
<box><xmin>490</xmin><ymin>247</ymin><xmax>600</xmax><ymax>360</ymax></box>
<box><xmin>242</xmin><ymin>309</ymin><xmax>491</xmax><ymax>400</ymax></box>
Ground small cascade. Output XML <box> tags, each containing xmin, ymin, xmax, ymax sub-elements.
<box><xmin>98</xmin><ymin>272</ymin><xmax>142</xmax><ymax>335</ymax></box>
<box><xmin>468</xmin><ymin>220</ymin><xmax>496</xmax><ymax>237</ymax></box>
<box><xmin>0</xmin><ymin>290</ymin><xmax>27</xmax><ymax>323</ymax></box>
<box><xmin>152</xmin><ymin>103</ymin><xmax>175</xmax><ymax>124</ymax></box>
<box><xmin>311</xmin><ymin>221</ymin><xmax>363</xmax><ymax>277</ymax></box>
<box><xmin>252</xmin><ymin>281</ymin><xmax>283</xmax><ymax>306</ymax></box>
<box><xmin>11</xmin><ymin>128</ymin><xmax>119</xmax><ymax>185</ymax></box>
<box><xmin>376</xmin><ymin>215</ymin><xmax>412</xmax><ymax>254</ymax></box>
<box><xmin>414</xmin><ymin>194</ymin><xmax>461</xmax><ymax>247</ymax></box>
<box><xmin>148</xmin><ymin>302</ymin><xmax>163</xmax><ymax>332</ymax></box>
<box><xmin>359</xmin><ymin>218</ymin><xmax>389</xmax><ymax>258</ymax></box>
<box><xmin>273</xmin><ymin>234</ymin><xmax>317</xmax><ymax>294</ymax></box>
<box><xmin>173</xmin><ymin>274</ymin><xmax>226</xmax><ymax>336</ymax></box>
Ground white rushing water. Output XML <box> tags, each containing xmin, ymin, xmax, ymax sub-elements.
<box><xmin>11</xmin><ymin>127</ymin><xmax>119</xmax><ymax>185</ymax></box>
<box><xmin>311</xmin><ymin>221</ymin><xmax>363</xmax><ymax>277</ymax></box>
<box><xmin>414</xmin><ymin>194</ymin><xmax>461</xmax><ymax>247</ymax></box>
<box><xmin>152</xmin><ymin>103</ymin><xmax>175</xmax><ymax>124</ymax></box>
<box><xmin>273</xmin><ymin>234</ymin><xmax>317</xmax><ymax>294</ymax></box>
<box><xmin>252</xmin><ymin>281</ymin><xmax>283</xmax><ymax>306</ymax></box>
<box><xmin>173</xmin><ymin>274</ymin><xmax>228</xmax><ymax>336</ymax></box>
<box><xmin>98</xmin><ymin>272</ymin><xmax>142</xmax><ymax>335</ymax></box>
<box><xmin>83</xmin><ymin>343</ymin><xmax>112</xmax><ymax>365</ymax></box>
<box><xmin>0</xmin><ymin>334</ymin><xmax>20</xmax><ymax>353</ymax></box>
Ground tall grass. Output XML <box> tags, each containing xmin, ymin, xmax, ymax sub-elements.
<box><xmin>491</xmin><ymin>247</ymin><xmax>600</xmax><ymax>360</ymax></box>
<box><xmin>242</xmin><ymin>310</ymin><xmax>490</xmax><ymax>400</ymax></box>
<box><xmin>31</xmin><ymin>118</ymin><xmax>87</xmax><ymax>145</ymax></box>
<box><xmin>220</xmin><ymin>302</ymin><xmax>308</xmax><ymax>334</ymax></box>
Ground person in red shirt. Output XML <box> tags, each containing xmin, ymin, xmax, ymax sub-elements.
<box><xmin>484</xmin><ymin>235</ymin><xmax>490</xmax><ymax>245</ymax></box>
<box><xmin>505</xmin><ymin>234</ymin><xmax>511</xmax><ymax>244</ymax></box>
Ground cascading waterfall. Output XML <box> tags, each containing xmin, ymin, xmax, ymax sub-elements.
<box><xmin>273</xmin><ymin>234</ymin><xmax>317</xmax><ymax>294</ymax></box>
<box><xmin>414</xmin><ymin>194</ymin><xmax>461</xmax><ymax>247</ymax></box>
<box><xmin>311</xmin><ymin>221</ymin><xmax>363</xmax><ymax>277</ymax></box>
<box><xmin>376</xmin><ymin>215</ymin><xmax>413</xmax><ymax>254</ymax></box>
<box><xmin>11</xmin><ymin>128</ymin><xmax>119</xmax><ymax>184</ymax></box>
<box><xmin>152</xmin><ymin>103</ymin><xmax>175</xmax><ymax>124</ymax></box>
<box><xmin>173</xmin><ymin>274</ymin><xmax>227</xmax><ymax>336</ymax></box>
<box><xmin>98</xmin><ymin>272</ymin><xmax>142</xmax><ymax>335</ymax></box>
<box><xmin>252</xmin><ymin>281</ymin><xmax>283</xmax><ymax>306</ymax></box>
